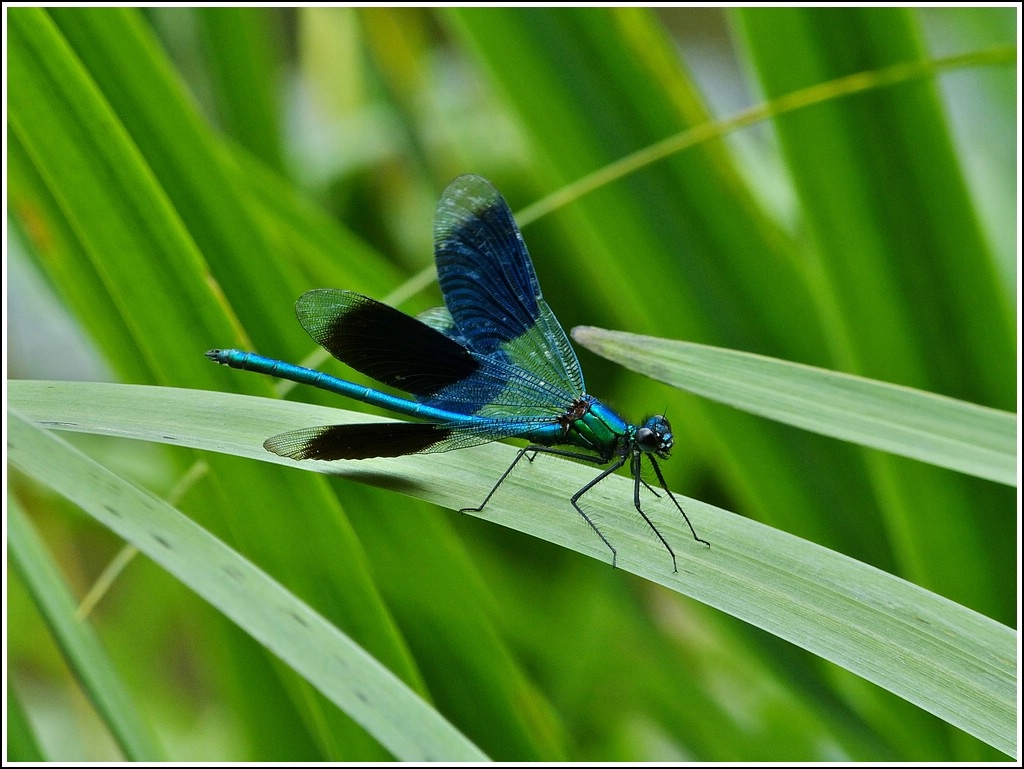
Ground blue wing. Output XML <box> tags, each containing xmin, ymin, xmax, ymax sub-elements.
<box><xmin>432</xmin><ymin>175</ymin><xmax>586</xmax><ymax>403</ymax></box>
<box><xmin>292</xmin><ymin>176</ymin><xmax>587</xmax><ymax>427</ymax></box>
<box><xmin>295</xmin><ymin>290</ymin><xmax>580</xmax><ymax>425</ymax></box>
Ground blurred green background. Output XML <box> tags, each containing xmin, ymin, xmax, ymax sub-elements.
<box><xmin>6</xmin><ymin>6</ymin><xmax>1016</xmax><ymax>761</ymax></box>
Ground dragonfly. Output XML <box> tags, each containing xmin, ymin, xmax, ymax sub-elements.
<box><xmin>207</xmin><ymin>174</ymin><xmax>707</xmax><ymax>571</ymax></box>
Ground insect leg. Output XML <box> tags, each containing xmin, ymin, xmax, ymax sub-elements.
<box><xmin>646</xmin><ymin>454</ymin><xmax>710</xmax><ymax>550</ymax></box>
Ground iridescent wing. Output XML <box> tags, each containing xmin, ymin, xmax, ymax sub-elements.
<box><xmin>289</xmin><ymin>175</ymin><xmax>589</xmax><ymax>432</ymax></box>
<box><xmin>295</xmin><ymin>289</ymin><xmax>578</xmax><ymax>424</ymax></box>
<box><xmin>432</xmin><ymin>175</ymin><xmax>586</xmax><ymax>409</ymax></box>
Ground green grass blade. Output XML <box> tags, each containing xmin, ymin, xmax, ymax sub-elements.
<box><xmin>7</xmin><ymin>410</ymin><xmax>489</xmax><ymax>763</ymax></box>
<box><xmin>735</xmin><ymin>8</ymin><xmax>1014</xmax><ymax>406</ymax></box>
<box><xmin>9</xmin><ymin>9</ymin><xmax>555</xmax><ymax>759</ymax></box>
<box><xmin>572</xmin><ymin>327</ymin><xmax>1015</xmax><ymax>486</ymax></box>
<box><xmin>43</xmin><ymin>7</ymin><xmax>306</xmax><ymax>355</ymax></box>
<box><xmin>8</xmin><ymin>501</ymin><xmax>166</xmax><ymax>761</ymax></box>
<box><xmin>732</xmin><ymin>7</ymin><xmax>1015</xmax><ymax>622</ymax></box>
<box><xmin>194</xmin><ymin>7</ymin><xmax>287</xmax><ymax>173</ymax></box>
<box><xmin>9</xmin><ymin>12</ymin><xmax>440</xmax><ymax>758</ymax></box>
<box><xmin>9</xmin><ymin>380</ymin><xmax>1016</xmax><ymax>758</ymax></box>
<box><xmin>4</xmin><ymin>681</ymin><xmax>46</xmax><ymax>762</ymax></box>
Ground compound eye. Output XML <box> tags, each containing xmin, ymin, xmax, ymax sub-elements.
<box><xmin>637</xmin><ymin>415</ymin><xmax>673</xmax><ymax>457</ymax></box>
<box><xmin>635</xmin><ymin>426</ymin><xmax>660</xmax><ymax>453</ymax></box>
<box><xmin>634</xmin><ymin>430</ymin><xmax>667</xmax><ymax>454</ymax></box>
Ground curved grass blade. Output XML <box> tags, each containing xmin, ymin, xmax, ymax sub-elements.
<box><xmin>8</xmin><ymin>501</ymin><xmax>165</xmax><ymax>761</ymax></box>
<box><xmin>7</xmin><ymin>409</ymin><xmax>489</xmax><ymax>763</ymax></box>
<box><xmin>5</xmin><ymin>682</ymin><xmax>46</xmax><ymax>762</ymax></box>
<box><xmin>8</xmin><ymin>380</ymin><xmax>1016</xmax><ymax>757</ymax></box>
<box><xmin>572</xmin><ymin>327</ymin><xmax>1015</xmax><ymax>486</ymax></box>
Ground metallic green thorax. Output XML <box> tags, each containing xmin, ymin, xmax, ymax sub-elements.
<box><xmin>564</xmin><ymin>397</ymin><xmax>630</xmax><ymax>459</ymax></box>
<box><xmin>531</xmin><ymin>394</ymin><xmax>678</xmax><ymax>466</ymax></box>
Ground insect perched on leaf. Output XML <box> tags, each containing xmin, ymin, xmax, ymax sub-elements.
<box><xmin>208</xmin><ymin>175</ymin><xmax>707</xmax><ymax>570</ymax></box>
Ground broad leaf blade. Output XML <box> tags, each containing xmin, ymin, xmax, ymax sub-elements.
<box><xmin>8</xmin><ymin>410</ymin><xmax>489</xmax><ymax>763</ymax></box>
<box><xmin>572</xmin><ymin>327</ymin><xmax>1015</xmax><ymax>486</ymax></box>
<box><xmin>9</xmin><ymin>380</ymin><xmax>1017</xmax><ymax>758</ymax></box>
